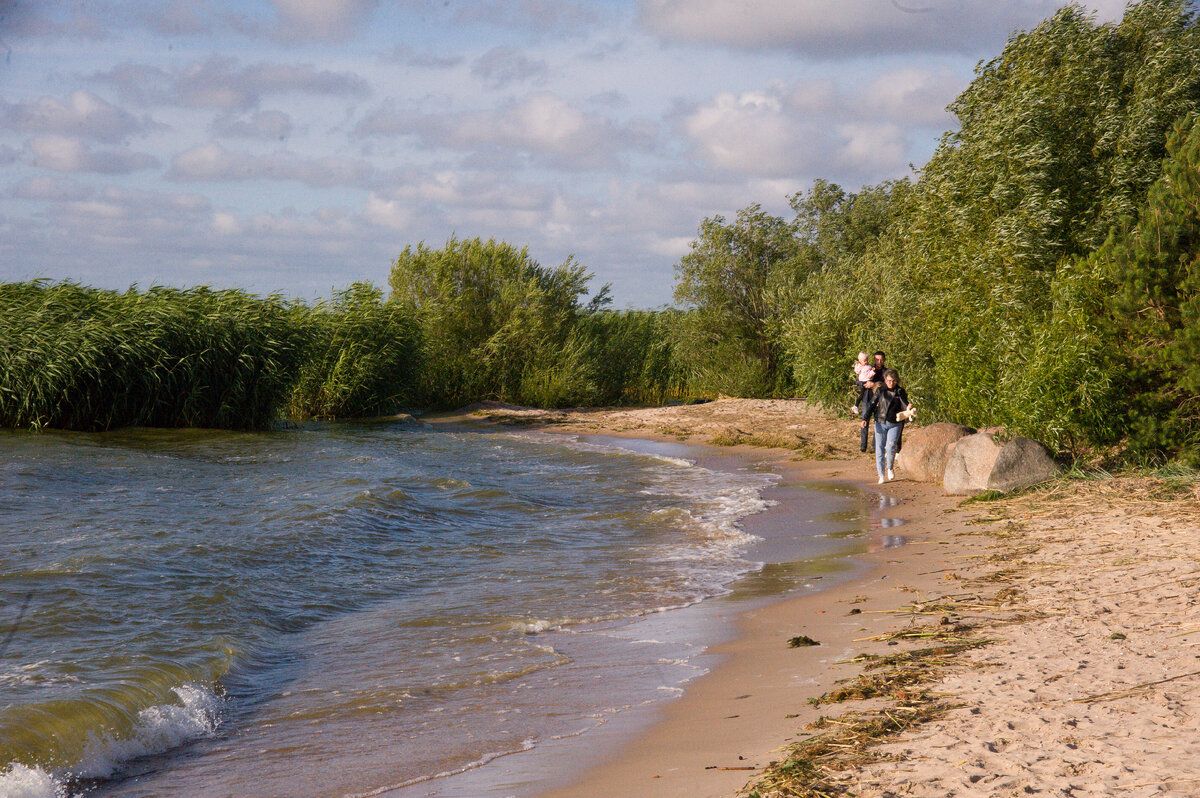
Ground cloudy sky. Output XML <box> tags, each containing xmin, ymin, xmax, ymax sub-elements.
<box><xmin>0</xmin><ymin>0</ymin><xmax>1127</xmax><ymax>307</ymax></box>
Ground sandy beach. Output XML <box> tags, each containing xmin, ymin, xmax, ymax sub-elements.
<box><xmin>434</xmin><ymin>398</ymin><xmax>1200</xmax><ymax>798</ymax></box>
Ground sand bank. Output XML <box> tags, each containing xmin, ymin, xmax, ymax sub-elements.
<box><xmin>431</xmin><ymin>399</ymin><xmax>1200</xmax><ymax>797</ymax></box>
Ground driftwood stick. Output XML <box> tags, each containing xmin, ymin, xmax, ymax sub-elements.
<box><xmin>1074</xmin><ymin>669</ymin><xmax>1200</xmax><ymax>703</ymax></box>
<box><xmin>1096</xmin><ymin>571</ymin><xmax>1200</xmax><ymax>598</ymax></box>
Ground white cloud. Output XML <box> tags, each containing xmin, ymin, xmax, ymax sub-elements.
<box><xmin>211</xmin><ymin>210</ymin><xmax>243</xmax><ymax>235</ymax></box>
<box><xmin>861</xmin><ymin>68</ymin><xmax>959</xmax><ymax>126</ymax></box>
<box><xmin>0</xmin><ymin>183</ymin><xmax>399</xmax><ymax>296</ymax></box>
<box><xmin>0</xmin><ymin>91</ymin><xmax>150</xmax><ymax>142</ymax></box>
<box><xmin>169</xmin><ymin>143</ymin><xmax>374</xmax><ymax>186</ymax></box>
<box><xmin>684</xmin><ymin>90</ymin><xmax>809</xmax><ymax>174</ymax></box>
<box><xmin>386</xmin><ymin>45</ymin><xmax>465</xmax><ymax>69</ymax></box>
<box><xmin>837</xmin><ymin>123</ymin><xmax>908</xmax><ymax>174</ymax></box>
<box><xmin>27</xmin><ymin>135</ymin><xmax>159</xmax><ymax>174</ymax></box>
<box><xmin>93</xmin><ymin>57</ymin><xmax>369</xmax><ymax>110</ymax></box>
<box><xmin>681</xmin><ymin>67</ymin><xmax>961</xmax><ymax>181</ymax></box>
<box><xmin>453</xmin><ymin>0</ymin><xmax>601</xmax><ymax>33</ymax></box>
<box><xmin>356</xmin><ymin>93</ymin><xmax>651</xmax><ymax>170</ymax></box>
<box><xmin>1087</xmin><ymin>0</ymin><xmax>1132</xmax><ymax>22</ymax></box>
<box><xmin>373</xmin><ymin>171</ymin><xmax>553</xmax><ymax>216</ymax></box>
<box><xmin>364</xmin><ymin>193</ymin><xmax>414</xmax><ymax>230</ymax></box>
<box><xmin>12</xmin><ymin>175</ymin><xmax>94</xmax><ymax>201</ymax></box>
<box><xmin>638</xmin><ymin>0</ymin><xmax>1084</xmax><ymax>57</ymax></box>
<box><xmin>647</xmin><ymin>235</ymin><xmax>693</xmax><ymax>259</ymax></box>
<box><xmin>271</xmin><ymin>0</ymin><xmax>380</xmax><ymax>42</ymax></box>
<box><xmin>465</xmin><ymin>94</ymin><xmax>602</xmax><ymax>154</ymax></box>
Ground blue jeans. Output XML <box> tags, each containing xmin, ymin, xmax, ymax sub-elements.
<box><xmin>874</xmin><ymin>420</ymin><xmax>902</xmax><ymax>479</ymax></box>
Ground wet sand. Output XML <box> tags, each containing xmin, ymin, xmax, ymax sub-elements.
<box><xmin>534</xmin><ymin>450</ymin><xmax>976</xmax><ymax>798</ymax></box>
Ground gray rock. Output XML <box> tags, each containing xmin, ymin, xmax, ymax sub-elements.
<box><xmin>943</xmin><ymin>432</ymin><xmax>1060</xmax><ymax>495</ymax></box>
<box><xmin>896</xmin><ymin>422</ymin><xmax>976</xmax><ymax>483</ymax></box>
<box><xmin>987</xmin><ymin>435</ymin><xmax>1061</xmax><ymax>493</ymax></box>
<box><xmin>943</xmin><ymin>433</ymin><xmax>1003</xmax><ymax>495</ymax></box>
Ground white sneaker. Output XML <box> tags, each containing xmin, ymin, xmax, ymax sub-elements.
<box><xmin>886</xmin><ymin>469</ymin><xmax>895</xmax><ymax>481</ymax></box>
<box><xmin>877</xmin><ymin>476</ymin><xmax>885</xmax><ymax>484</ymax></box>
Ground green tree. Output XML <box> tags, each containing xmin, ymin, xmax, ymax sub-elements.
<box><xmin>673</xmin><ymin>204</ymin><xmax>808</xmax><ymax>395</ymax></box>
<box><xmin>388</xmin><ymin>236</ymin><xmax>592</xmax><ymax>406</ymax></box>
<box><xmin>780</xmin><ymin>0</ymin><xmax>1200</xmax><ymax>449</ymax></box>
<box><xmin>790</xmin><ymin>178</ymin><xmax>908</xmax><ymax>269</ymax></box>
<box><xmin>1095</xmin><ymin>115</ymin><xmax>1200</xmax><ymax>461</ymax></box>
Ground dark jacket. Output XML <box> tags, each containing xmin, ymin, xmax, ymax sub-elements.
<box><xmin>861</xmin><ymin>385</ymin><xmax>911</xmax><ymax>424</ymax></box>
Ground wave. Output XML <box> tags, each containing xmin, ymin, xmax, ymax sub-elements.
<box><xmin>502</xmin><ymin>431</ymin><xmax>697</xmax><ymax>469</ymax></box>
<box><xmin>1</xmin><ymin>683</ymin><xmax>222</xmax><ymax>797</ymax></box>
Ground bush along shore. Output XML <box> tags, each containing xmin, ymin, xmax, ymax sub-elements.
<box><xmin>5</xmin><ymin>0</ymin><xmax>1200</xmax><ymax>469</ymax></box>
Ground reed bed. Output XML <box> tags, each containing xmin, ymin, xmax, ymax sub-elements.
<box><xmin>0</xmin><ymin>277</ymin><xmax>702</xmax><ymax>431</ymax></box>
<box><xmin>0</xmin><ymin>281</ymin><xmax>305</xmax><ymax>430</ymax></box>
<box><xmin>286</xmin><ymin>282</ymin><xmax>421</xmax><ymax>420</ymax></box>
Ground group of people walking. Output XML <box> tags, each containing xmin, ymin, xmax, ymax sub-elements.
<box><xmin>851</xmin><ymin>351</ymin><xmax>915</xmax><ymax>484</ymax></box>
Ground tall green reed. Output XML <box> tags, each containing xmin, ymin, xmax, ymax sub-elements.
<box><xmin>286</xmin><ymin>282</ymin><xmax>421</xmax><ymax>419</ymax></box>
<box><xmin>0</xmin><ymin>281</ymin><xmax>305</xmax><ymax>430</ymax></box>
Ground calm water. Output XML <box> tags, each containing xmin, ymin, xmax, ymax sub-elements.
<box><xmin>0</xmin><ymin>421</ymin><xmax>893</xmax><ymax>798</ymax></box>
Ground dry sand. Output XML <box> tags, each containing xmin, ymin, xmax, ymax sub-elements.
<box><xmin>430</xmin><ymin>399</ymin><xmax>1200</xmax><ymax>798</ymax></box>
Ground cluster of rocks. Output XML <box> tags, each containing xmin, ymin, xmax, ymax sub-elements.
<box><xmin>896</xmin><ymin>423</ymin><xmax>1061</xmax><ymax>495</ymax></box>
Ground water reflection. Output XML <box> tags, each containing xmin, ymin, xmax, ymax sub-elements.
<box><xmin>722</xmin><ymin>555</ymin><xmax>854</xmax><ymax>601</ymax></box>
<box><xmin>721</xmin><ymin>479</ymin><xmax>909</xmax><ymax>602</ymax></box>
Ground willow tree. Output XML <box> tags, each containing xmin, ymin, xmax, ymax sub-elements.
<box><xmin>672</xmin><ymin>204</ymin><xmax>810</xmax><ymax>396</ymax></box>
<box><xmin>779</xmin><ymin>0</ymin><xmax>1200</xmax><ymax>449</ymax></box>
<box><xmin>388</xmin><ymin>236</ymin><xmax>593</xmax><ymax>407</ymax></box>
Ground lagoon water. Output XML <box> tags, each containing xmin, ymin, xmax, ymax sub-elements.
<box><xmin>0</xmin><ymin>421</ymin><xmax>895</xmax><ymax>798</ymax></box>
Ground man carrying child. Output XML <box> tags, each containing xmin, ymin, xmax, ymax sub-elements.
<box><xmin>853</xmin><ymin>351</ymin><xmax>887</xmax><ymax>452</ymax></box>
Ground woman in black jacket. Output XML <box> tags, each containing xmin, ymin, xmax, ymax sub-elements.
<box><xmin>859</xmin><ymin>369</ymin><xmax>914</xmax><ymax>484</ymax></box>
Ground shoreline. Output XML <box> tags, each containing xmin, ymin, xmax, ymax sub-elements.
<box><xmin>423</xmin><ymin>402</ymin><xmax>989</xmax><ymax>797</ymax></box>
<box><xmin>425</xmin><ymin>399</ymin><xmax>1200</xmax><ymax>797</ymax></box>
<box><xmin>533</xmin><ymin>439</ymin><xmax>977</xmax><ymax>798</ymax></box>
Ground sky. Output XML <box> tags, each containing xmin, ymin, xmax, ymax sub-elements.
<box><xmin>0</xmin><ymin>0</ymin><xmax>1129</xmax><ymax>308</ymax></box>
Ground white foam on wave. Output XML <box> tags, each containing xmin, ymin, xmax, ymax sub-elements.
<box><xmin>0</xmin><ymin>764</ymin><xmax>64</xmax><ymax>798</ymax></box>
<box><xmin>73</xmin><ymin>684</ymin><xmax>223</xmax><ymax>780</ymax></box>
<box><xmin>497</xmin><ymin>432</ymin><xmax>776</xmax><ymax>551</ymax></box>
<box><xmin>520</xmin><ymin>619</ymin><xmax>557</xmax><ymax>634</ymax></box>
<box><xmin>0</xmin><ymin>660</ymin><xmax>81</xmax><ymax>688</ymax></box>
<box><xmin>1</xmin><ymin>683</ymin><xmax>224</xmax><ymax>797</ymax></box>
<box><xmin>501</xmin><ymin>431</ymin><xmax>698</xmax><ymax>469</ymax></box>
<box><xmin>343</xmin><ymin>738</ymin><xmax>539</xmax><ymax>798</ymax></box>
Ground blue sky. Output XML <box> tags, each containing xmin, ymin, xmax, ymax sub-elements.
<box><xmin>0</xmin><ymin>0</ymin><xmax>1126</xmax><ymax>307</ymax></box>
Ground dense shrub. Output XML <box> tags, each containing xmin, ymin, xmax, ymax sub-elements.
<box><xmin>1093</xmin><ymin>114</ymin><xmax>1200</xmax><ymax>463</ymax></box>
<box><xmin>781</xmin><ymin>0</ymin><xmax>1200</xmax><ymax>457</ymax></box>
<box><xmin>388</xmin><ymin>236</ymin><xmax>593</xmax><ymax>407</ymax></box>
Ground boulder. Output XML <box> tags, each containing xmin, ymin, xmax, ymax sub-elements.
<box><xmin>895</xmin><ymin>422</ymin><xmax>977</xmax><ymax>483</ymax></box>
<box><xmin>943</xmin><ymin>432</ymin><xmax>1060</xmax><ymax>496</ymax></box>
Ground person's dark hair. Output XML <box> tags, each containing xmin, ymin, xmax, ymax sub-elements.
<box><xmin>873</xmin><ymin>350</ymin><xmax>886</xmax><ymax>358</ymax></box>
<box><xmin>883</xmin><ymin>368</ymin><xmax>899</xmax><ymax>383</ymax></box>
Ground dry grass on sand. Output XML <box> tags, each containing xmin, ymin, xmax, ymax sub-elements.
<box><xmin>745</xmin><ymin>475</ymin><xmax>1200</xmax><ymax>798</ymax></box>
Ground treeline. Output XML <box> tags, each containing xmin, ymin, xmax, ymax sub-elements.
<box><xmin>4</xmin><ymin>0</ymin><xmax>1200</xmax><ymax>465</ymax></box>
<box><xmin>677</xmin><ymin>0</ymin><xmax>1200</xmax><ymax>464</ymax></box>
